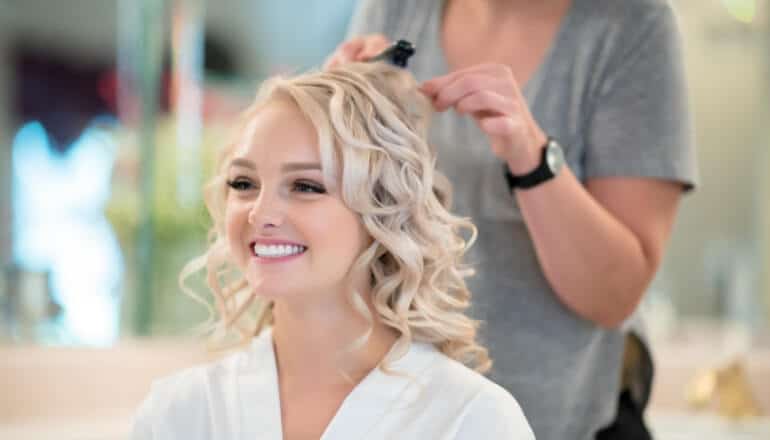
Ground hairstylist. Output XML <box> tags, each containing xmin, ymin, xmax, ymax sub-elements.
<box><xmin>325</xmin><ymin>0</ymin><xmax>698</xmax><ymax>439</ymax></box>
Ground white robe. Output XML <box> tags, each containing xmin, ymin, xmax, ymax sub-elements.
<box><xmin>131</xmin><ymin>329</ymin><xmax>535</xmax><ymax>439</ymax></box>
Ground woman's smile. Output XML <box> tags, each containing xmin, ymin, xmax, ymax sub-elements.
<box><xmin>251</xmin><ymin>240</ymin><xmax>308</xmax><ymax>264</ymax></box>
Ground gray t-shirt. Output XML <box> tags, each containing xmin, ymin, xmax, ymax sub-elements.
<box><xmin>346</xmin><ymin>0</ymin><xmax>697</xmax><ymax>439</ymax></box>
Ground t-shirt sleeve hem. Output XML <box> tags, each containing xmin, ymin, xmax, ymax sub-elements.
<box><xmin>583</xmin><ymin>160</ymin><xmax>698</xmax><ymax>193</ymax></box>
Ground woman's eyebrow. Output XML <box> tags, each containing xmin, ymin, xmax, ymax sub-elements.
<box><xmin>227</xmin><ymin>159</ymin><xmax>321</xmax><ymax>172</ymax></box>
<box><xmin>281</xmin><ymin>162</ymin><xmax>322</xmax><ymax>172</ymax></box>
<box><xmin>229</xmin><ymin>158</ymin><xmax>256</xmax><ymax>169</ymax></box>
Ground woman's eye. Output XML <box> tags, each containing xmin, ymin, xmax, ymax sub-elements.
<box><xmin>293</xmin><ymin>180</ymin><xmax>326</xmax><ymax>194</ymax></box>
<box><xmin>226</xmin><ymin>179</ymin><xmax>256</xmax><ymax>191</ymax></box>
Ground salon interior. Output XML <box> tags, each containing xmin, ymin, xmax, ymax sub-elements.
<box><xmin>0</xmin><ymin>0</ymin><xmax>769</xmax><ymax>438</ymax></box>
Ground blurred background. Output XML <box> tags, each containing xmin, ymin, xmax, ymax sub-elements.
<box><xmin>0</xmin><ymin>0</ymin><xmax>769</xmax><ymax>438</ymax></box>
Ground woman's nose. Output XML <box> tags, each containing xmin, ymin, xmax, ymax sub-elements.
<box><xmin>247</xmin><ymin>192</ymin><xmax>284</xmax><ymax>229</ymax></box>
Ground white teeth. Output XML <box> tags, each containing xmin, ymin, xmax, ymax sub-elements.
<box><xmin>253</xmin><ymin>243</ymin><xmax>306</xmax><ymax>258</ymax></box>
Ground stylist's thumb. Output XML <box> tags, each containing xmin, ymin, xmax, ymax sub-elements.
<box><xmin>324</xmin><ymin>34</ymin><xmax>391</xmax><ymax>69</ymax></box>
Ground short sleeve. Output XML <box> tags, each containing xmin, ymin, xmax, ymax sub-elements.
<box><xmin>584</xmin><ymin>4</ymin><xmax>698</xmax><ymax>191</ymax></box>
<box><xmin>454</xmin><ymin>385</ymin><xmax>536</xmax><ymax>439</ymax></box>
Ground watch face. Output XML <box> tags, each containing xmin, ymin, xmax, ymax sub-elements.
<box><xmin>546</xmin><ymin>140</ymin><xmax>565</xmax><ymax>174</ymax></box>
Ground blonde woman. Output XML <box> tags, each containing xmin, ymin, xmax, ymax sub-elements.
<box><xmin>131</xmin><ymin>62</ymin><xmax>534</xmax><ymax>439</ymax></box>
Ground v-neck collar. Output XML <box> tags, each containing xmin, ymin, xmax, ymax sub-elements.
<box><xmin>237</xmin><ymin>329</ymin><xmax>284</xmax><ymax>439</ymax></box>
<box><xmin>428</xmin><ymin>0</ymin><xmax>578</xmax><ymax>102</ymax></box>
<box><xmin>237</xmin><ymin>328</ymin><xmax>439</xmax><ymax>440</ymax></box>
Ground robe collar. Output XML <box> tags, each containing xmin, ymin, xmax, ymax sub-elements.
<box><xmin>236</xmin><ymin>327</ymin><xmax>440</xmax><ymax>439</ymax></box>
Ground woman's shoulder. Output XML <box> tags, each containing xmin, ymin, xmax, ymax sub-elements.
<box><xmin>152</xmin><ymin>346</ymin><xmax>255</xmax><ymax>400</ymax></box>
<box><xmin>410</xmin><ymin>344</ymin><xmax>535</xmax><ymax>438</ymax></box>
<box><xmin>131</xmin><ymin>337</ymin><xmax>271</xmax><ymax>438</ymax></box>
<box><xmin>415</xmin><ymin>345</ymin><xmax>492</xmax><ymax>393</ymax></box>
<box><xmin>134</xmin><ymin>352</ymin><xmax>244</xmax><ymax>414</ymax></box>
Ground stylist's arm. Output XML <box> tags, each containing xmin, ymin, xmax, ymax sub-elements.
<box><xmin>422</xmin><ymin>62</ymin><xmax>682</xmax><ymax>329</ymax></box>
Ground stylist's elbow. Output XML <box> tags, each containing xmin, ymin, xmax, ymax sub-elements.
<box><xmin>595</xmin><ymin>242</ymin><xmax>665</xmax><ymax>329</ymax></box>
<box><xmin>584</xmin><ymin>178</ymin><xmax>683</xmax><ymax>329</ymax></box>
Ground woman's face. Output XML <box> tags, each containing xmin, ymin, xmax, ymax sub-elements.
<box><xmin>224</xmin><ymin>98</ymin><xmax>370</xmax><ymax>304</ymax></box>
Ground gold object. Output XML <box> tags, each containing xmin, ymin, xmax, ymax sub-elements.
<box><xmin>687</xmin><ymin>369</ymin><xmax>718</xmax><ymax>409</ymax></box>
<box><xmin>686</xmin><ymin>359</ymin><xmax>764</xmax><ymax>420</ymax></box>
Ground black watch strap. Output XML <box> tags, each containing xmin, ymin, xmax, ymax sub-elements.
<box><xmin>504</xmin><ymin>139</ymin><xmax>554</xmax><ymax>191</ymax></box>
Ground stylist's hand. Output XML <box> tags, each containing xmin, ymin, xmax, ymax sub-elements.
<box><xmin>420</xmin><ymin>64</ymin><xmax>547</xmax><ymax>175</ymax></box>
<box><xmin>324</xmin><ymin>34</ymin><xmax>391</xmax><ymax>69</ymax></box>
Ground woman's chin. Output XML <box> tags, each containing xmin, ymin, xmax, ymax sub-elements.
<box><xmin>245</xmin><ymin>276</ymin><xmax>300</xmax><ymax>300</ymax></box>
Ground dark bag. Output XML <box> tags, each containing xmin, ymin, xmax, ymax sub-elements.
<box><xmin>595</xmin><ymin>333</ymin><xmax>654</xmax><ymax>440</ymax></box>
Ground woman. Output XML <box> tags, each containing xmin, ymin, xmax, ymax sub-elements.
<box><xmin>326</xmin><ymin>0</ymin><xmax>697</xmax><ymax>438</ymax></box>
<box><xmin>131</xmin><ymin>62</ymin><xmax>535</xmax><ymax>439</ymax></box>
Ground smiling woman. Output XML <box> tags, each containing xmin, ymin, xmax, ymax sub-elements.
<box><xmin>222</xmin><ymin>99</ymin><xmax>369</xmax><ymax>312</ymax></box>
<box><xmin>131</xmin><ymin>62</ymin><xmax>535</xmax><ymax>439</ymax></box>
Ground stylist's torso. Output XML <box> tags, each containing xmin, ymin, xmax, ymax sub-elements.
<box><xmin>343</xmin><ymin>0</ymin><xmax>697</xmax><ymax>438</ymax></box>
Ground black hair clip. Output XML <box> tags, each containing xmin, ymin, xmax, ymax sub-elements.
<box><xmin>367</xmin><ymin>39</ymin><xmax>416</xmax><ymax>68</ymax></box>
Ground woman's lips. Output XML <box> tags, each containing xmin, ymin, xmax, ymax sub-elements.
<box><xmin>250</xmin><ymin>241</ymin><xmax>307</xmax><ymax>263</ymax></box>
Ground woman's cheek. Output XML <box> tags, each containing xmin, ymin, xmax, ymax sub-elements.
<box><xmin>224</xmin><ymin>207</ymin><xmax>247</xmax><ymax>266</ymax></box>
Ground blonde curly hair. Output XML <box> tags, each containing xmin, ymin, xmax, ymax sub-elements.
<box><xmin>181</xmin><ymin>62</ymin><xmax>491</xmax><ymax>373</ymax></box>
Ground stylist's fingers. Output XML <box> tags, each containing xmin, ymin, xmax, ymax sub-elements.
<box><xmin>464</xmin><ymin>99</ymin><xmax>534</xmax><ymax>161</ymax></box>
<box><xmin>478</xmin><ymin>115</ymin><xmax>528</xmax><ymax>157</ymax></box>
<box><xmin>455</xmin><ymin>90</ymin><xmax>517</xmax><ymax>117</ymax></box>
<box><xmin>427</xmin><ymin>72</ymin><xmax>511</xmax><ymax>112</ymax></box>
<box><xmin>324</xmin><ymin>34</ymin><xmax>390</xmax><ymax>69</ymax></box>
<box><xmin>324</xmin><ymin>37</ymin><xmax>365</xmax><ymax>69</ymax></box>
<box><xmin>357</xmin><ymin>34</ymin><xmax>392</xmax><ymax>60</ymax></box>
<box><xmin>456</xmin><ymin>90</ymin><xmax>528</xmax><ymax>141</ymax></box>
<box><xmin>421</xmin><ymin>63</ymin><xmax>516</xmax><ymax>96</ymax></box>
<box><xmin>421</xmin><ymin>64</ymin><xmax>545</xmax><ymax>163</ymax></box>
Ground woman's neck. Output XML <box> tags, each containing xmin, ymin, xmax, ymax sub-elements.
<box><xmin>270</xmin><ymin>297</ymin><xmax>398</xmax><ymax>388</ymax></box>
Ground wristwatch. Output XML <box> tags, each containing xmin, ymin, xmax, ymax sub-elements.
<box><xmin>504</xmin><ymin>137</ymin><xmax>565</xmax><ymax>191</ymax></box>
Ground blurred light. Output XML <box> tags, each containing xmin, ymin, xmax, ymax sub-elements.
<box><xmin>721</xmin><ymin>0</ymin><xmax>756</xmax><ymax>23</ymax></box>
<box><xmin>171</xmin><ymin>0</ymin><xmax>204</xmax><ymax>208</ymax></box>
<box><xmin>12</xmin><ymin>120</ymin><xmax>124</xmax><ymax>346</ymax></box>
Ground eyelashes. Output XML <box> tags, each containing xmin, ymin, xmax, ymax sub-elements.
<box><xmin>226</xmin><ymin>179</ymin><xmax>254</xmax><ymax>191</ymax></box>
<box><xmin>225</xmin><ymin>178</ymin><xmax>326</xmax><ymax>195</ymax></box>
<box><xmin>293</xmin><ymin>180</ymin><xmax>326</xmax><ymax>194</ymax></box>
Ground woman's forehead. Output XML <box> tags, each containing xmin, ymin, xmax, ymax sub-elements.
<box><xmin>232</xmin><ymin>102</ymin><xmax>320</xmax><ymax>161</ymax></box>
